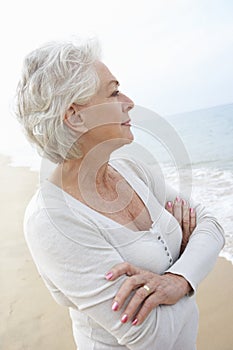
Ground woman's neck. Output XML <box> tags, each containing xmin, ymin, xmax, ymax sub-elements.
<box><xmin>49</xmin><ymin>148</ymin><xmax>114</xmax><ymax>193</ymax></box>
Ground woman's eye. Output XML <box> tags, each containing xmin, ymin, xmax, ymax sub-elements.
<box><xmin>111</xmin><ymin>90</ymin><xmax>120</xmax><ymax>97</ymax></box>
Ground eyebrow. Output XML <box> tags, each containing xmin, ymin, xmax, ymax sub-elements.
<box><xmin>108</xmin><ymin>80</ymin><xmax>120</xmax><ymax>87</ymax></box>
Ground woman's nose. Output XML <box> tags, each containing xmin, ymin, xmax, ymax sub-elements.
<box><xmin>121</xmin><ymin>93</ymin><xmax>134</xmax><ymax>112</ymax></box>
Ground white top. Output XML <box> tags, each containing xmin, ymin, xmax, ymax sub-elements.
<box><xmin>24</xmin><ymin>158</ymin><xmax>225</xmax><ymax>350</ymax></box>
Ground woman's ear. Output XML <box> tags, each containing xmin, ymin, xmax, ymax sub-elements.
<box><xmin>63</xmin><ymin>104</ymin><xmax>88</xmax><ymax>133</ymax></box>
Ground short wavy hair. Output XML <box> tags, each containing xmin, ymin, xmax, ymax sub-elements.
<box><xmin>15</xmin><ymin>37</ymin><xmax>101</xmax><ymax>163</ymax></box>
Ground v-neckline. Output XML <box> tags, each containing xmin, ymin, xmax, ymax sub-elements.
<box><xmin>45</xmin><ymin>160</ymin><xmax>157</xmax><ymax>233</ymax></box>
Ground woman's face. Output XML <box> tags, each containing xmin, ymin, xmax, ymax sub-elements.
<box><xmin>77</xmin><ymin>61</ymin><xmax>135</xmax><ymax>150</ymax></box>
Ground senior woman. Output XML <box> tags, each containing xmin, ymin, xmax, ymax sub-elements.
<box><xmin>15</xmin><ymin>38</ymin><xmax>225</xmax><ymax>350</ymax></box>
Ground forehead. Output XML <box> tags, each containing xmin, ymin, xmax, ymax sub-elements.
<box><xmin>94</xmin><ymin>61</ymin><xmax>118</xmax><ymax>88</ymax></box>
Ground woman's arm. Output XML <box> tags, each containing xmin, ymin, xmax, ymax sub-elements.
<box><xmin>160</xmin><ymin>179</ymin><xmax>225</xmax><ymax>291</ymax></box>
<box><xmin>104</xmin><ymin>198</ymin><xmax>196</xmax><ymax>326</ymax></box>
<box><xmin>104</xmin><ymin>190</ymin><xmax>224</xmax><ymax>327</ymax></box>
<box><xmin>104</xmin><ymin>163</ymin><xmax>225</xmax><ymax>327</ymax></box>
<box><xmin>140</xmin><ymin>162</ymin><xmax>225</xmax><ymax>290</ymax></box>
<box><xmin>25</xmin><ymin>206</ymin><xmax>197</xmax><ymax>349</ymax></box>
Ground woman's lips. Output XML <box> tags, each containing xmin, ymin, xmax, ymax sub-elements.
<box><xmin>121</xmin><ymin>119</ymin><xmax>131</xmax><ymax>126</ymax></box>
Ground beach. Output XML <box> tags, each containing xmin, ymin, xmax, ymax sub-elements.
<box><xmin>1</xmin><ymin>154</ymin><xmax>233</xmax><ymax>350</ymax></box>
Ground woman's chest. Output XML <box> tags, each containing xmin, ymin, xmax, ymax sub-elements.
<box><xmin>100</xmin><ymin>207</ymin><xmax>182</xmax><ymax>275</ymax></box>
<box><xmin>103</xmin><ymin>191</ymin><xmax>153</xmax><ymax>231</ymax></box>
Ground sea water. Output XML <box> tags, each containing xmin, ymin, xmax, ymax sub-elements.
<box><xmin>164</xmin><ymin>103</ymin><xmax>233</xmax><ymax>263</ymax></box>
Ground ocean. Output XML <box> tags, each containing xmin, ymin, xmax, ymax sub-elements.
<box><xmin>3</xmin><ymin>102</ymin><xmax>233</xmax><ymax>263</ymax></box>
<box><xmin>165</xmin><ymin>103</ymin><xmax>233</xmax><ymax>264</ymax></box>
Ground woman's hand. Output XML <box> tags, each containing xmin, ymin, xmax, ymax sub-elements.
<box><xmin>165</xmin><ymin>197</ymin><xmax>196</xmax><ymax>254</ymax></box>
<box><xmin>105</xmin><ymin>262</ymin><xmax>191</xmax><ymax>326</ymax></box>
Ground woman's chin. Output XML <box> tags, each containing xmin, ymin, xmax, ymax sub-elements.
<box><xmin>126</xmin><ymin>134</ymin><xmax>134</xmax><ymax>143</ymax></box>
<box><xmin>124</xmin><ymin>129</ymin><xmax>134</xmax><ymax>142</ymax></box>
<box><xmin>113</xmin><ymin>135</ymin><xmax>134</xmax><ymax>150</ymax></box>
<box><xmin>122</xmin><ymin>131</ymin><xmax>134</xmax><ymax>144</ymax></box>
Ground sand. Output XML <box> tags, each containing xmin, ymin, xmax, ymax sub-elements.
<box><xmin>1</xmin><ymin>155</ymin><xmax>233</xmax><ymax>350</ymax></box>
<box><xmin>196</xmin><ymin>258</ymin><xmax>233</xmax><ymax>350</ymax></box>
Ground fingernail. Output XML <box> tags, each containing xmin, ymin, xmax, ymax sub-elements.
<box><xmin>105</xmin><ymin>272</ymin><xmax>113</xmax><ymax>280</ymax></box>
<box><xmin>190</xmin><ymin>208</ymin><xmax>194</xmax><ymax>213</ymax></box>
<box><xmin>167</xmin><ymin>201</ymin><xmax>172</xmax><ymax>208</ymax></box>
<box><xmin>182</xmin><ymin>199</ymin><xmax>186</xmax><ymax>205</ymax></box>
<box><xmin>176</xmin><ymin>196</ymin><xmax>181</xmax><ymax>202</ymax></box>
<box><xmin>132</xmin><ymin>318</ymin><xmax>138</xmax><ymax>326</ymax></box>
<box><xmin>121</xmin><ymin>314</ymin><xmax>128</xmax><ymax>323</ymax></box>
<box><xmin>112</xmin><ymin>301</ymin><xmax>119</xmax><ymax>311</ymax></box>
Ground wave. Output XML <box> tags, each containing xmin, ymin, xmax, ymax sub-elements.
<box><xmin>163</xmin><ymin>165</ymin><xmax>233</xmax><ymax>264</ymax></box>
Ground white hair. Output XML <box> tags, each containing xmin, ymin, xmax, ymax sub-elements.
<box><xmin>15</xmin><ymin>37</ymin><xmax>101</xmax><ymax>163</ymax></box>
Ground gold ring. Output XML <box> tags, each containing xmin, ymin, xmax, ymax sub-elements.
<box><xmin>143</xmin><ymin>284</ymin><xmax>151</xmax><ymax>295</ymax></box>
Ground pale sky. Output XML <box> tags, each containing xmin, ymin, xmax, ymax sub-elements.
<box><xmin>1</xmin><ymin>0</ymin><xmax>233</xmax><ymax>154</ymax></box>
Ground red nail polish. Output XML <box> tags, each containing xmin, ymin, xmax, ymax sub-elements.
<box><xmin>176</xmin><ymin>196</ymin><xmax>181</xmax><ymax>202</ymax></box>
<box><xmin>190</xmin><ymin>208</ymin><xmax>194</xmax><ymax>213</ymax></box>
<box><xmin>182</xmin><ymin>199</ymin><xmax>186</xmax><ymax>205</ymax></box>
<box><xmin>112</xmin><ymin>301</ymin><xmax>119</xmax><ymax>311</ymax></box>
<box><xmin>167</xmin><ymin>201</ymin><xmax>172</xmax><ymax>208</ymax></box>
<box><xmin>105</xmin><ymin>272</ymin><xmax>113</xmax><ymax>280</ymax></box>
<box><xmin>132</xmin><ymin>318</ymin><xmax>138</xmax><ymax>326</ymax></box>
<box><xmin>121</xmin><ymin>314</ymin><xmax>128</xmax><ymax>323</ymax></box>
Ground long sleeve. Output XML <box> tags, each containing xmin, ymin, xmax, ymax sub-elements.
<box><xmin>142</xmin><ymin>163</ymin><xmax>225</xmax><ymax>292</ymax></box>
<box><xmin>24</xmin><ymin>203</ymin><xmax>198</xmax><ymax>350</ymax></box>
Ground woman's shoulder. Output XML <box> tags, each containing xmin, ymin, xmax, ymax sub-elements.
<box><xmin>24</xmin><ymin>180</ymin><xmax>96</xmax><ymax>231</ymax></box>
<box><xmin>24</xmin><ymin>181</ymin><xmax>102</xmax><ymax>252</ymax></box>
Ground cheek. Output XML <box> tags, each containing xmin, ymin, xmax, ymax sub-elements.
<box><xmin>97</xmin><ymin>123</ymin><xmax>122</xmax><ymax>138</ymax></box>
<box><xmin>83</xmin><ymin>102</ymin><xmax>123</xmax><ymax>130</ymax></box>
